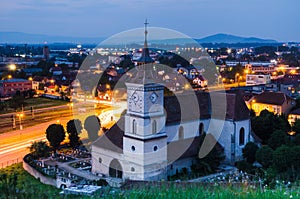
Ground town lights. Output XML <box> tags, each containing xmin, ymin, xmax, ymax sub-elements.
<box><xmin>8</xmin><ymin>64</ymin><xmax>16</xmax><ymax>71</ymax></box>
<box><xmin>235</xmin><ymin>73</ymin><xmax>240</xmax><ymax>83</ymax></box>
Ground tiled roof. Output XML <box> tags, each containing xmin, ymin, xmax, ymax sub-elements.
<box><xmin>164</xmin><ymin>90</ymin><xmax>250</xmax><ymax>123</ymax></box>
<box><xmin>252</xmin><ymin>91</ymin><xmax>293</xmax><ymax>106</ymax></box>
<box><xmin>289</xmin><ymin>108</ymin><xmax>300</xmax><ymax>115</ymax></box>
<box><xmin>93</xmin><ymin>116</ymin><xmax>124</xmax><ymax>152</ymax></box>
<box><xmin>93</xmin><ymin>90</ymin><xmax>250</xmax><ymax>151</ymax></box>
<box><xmin>167</xmin><ymin>136</ymin><xmax>201</xmax><ymax>163</ymax></box>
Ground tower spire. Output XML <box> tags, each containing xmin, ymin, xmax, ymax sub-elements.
<box><xmin>137</xmin><ymin>19</ymin><xmax>153</xmax><ymax>64</ymax></box>
<box><xmin>144</xmin><ymin>19</ymin><xmax>149</xmax><ymax>49</ymax></box>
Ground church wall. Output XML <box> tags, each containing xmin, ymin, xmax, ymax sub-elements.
<box><xmin>213</xmin><ymin>119</ymin><xmax>250</xmax><ymax>164</ymax></box>
<box><xmin>91</xmin><ymin>146</ymin><xmax>123</xmax><ymax>177</ymax></box>
<box><xmin>125</xmin><ymin>114</ymin><xmax>166</xmax><ymax>137</ymax></box>
<box><xmin>123</xmin><ymin>136</ymin><xmax>167</xmax><ymax>165</ymax></box>
<box><xmin>233</xmin><ymin>119</ymin><xmax>250</xmax><ymax>161</ymax></box>
<box><xmin>165</xmin><ymin>119</ymin><xmax>210</xmax><ymax>143</ymax></box>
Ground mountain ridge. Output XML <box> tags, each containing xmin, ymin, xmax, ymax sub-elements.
<box><xmin>0</xmin><ymin>32</ymin><xmax>279</xmax><ymax>44</ymax></box>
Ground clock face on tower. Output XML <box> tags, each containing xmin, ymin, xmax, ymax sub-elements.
<box><xmin>150</xmin><ymin>92</ymin><xmax>158</xmax><ymax>103</ymax></box>
<box><xmin>129</xmin><ymin>91</ymin><xmax>143</xmax><ymax>112</ymax></box>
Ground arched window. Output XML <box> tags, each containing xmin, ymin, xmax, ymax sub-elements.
<box><xmin>152</xmin><ymin>120</ymin><xmax>157</xmax><ymax>134</ymax></box>
<box><xmin>132</xmin><ymin>119</ymin><xmax>136</xmax><ymax>134</ymax></box>
<box><xmin>239</xmin><ymin>127</ymin><xmax>245</xmax><ymax>146</ymax></box>
<box><xmin>178</xmin><ymin>126</ymin><xmax>184</xmax><ymax>140</ymax></box>
<box><xmin>199</xmin><ymin>123</ymin><xmax>204</xmax><ymax>135</ymax></box>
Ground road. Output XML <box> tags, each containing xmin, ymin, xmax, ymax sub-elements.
<box><xmin>0</xmin><ymin>105</ymin><xmax>73</xmax><ymax>134</ymax></box>
<box><xmin>0</xmin><ymin>118</ymin><xmax>71</xmax><ymax>168</ymax></box>
<box><xmin>0</xmin><ymin>101</ymin><xmax>126</xmax><ymax>169</ymax></box>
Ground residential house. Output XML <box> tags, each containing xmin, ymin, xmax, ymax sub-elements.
<box><xmin>247</xmin><ymin>91</ymin><xmax>295</xmax><ymax>116</ymax></box>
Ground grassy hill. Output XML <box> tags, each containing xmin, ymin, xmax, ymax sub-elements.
<box><xmin>1</xmin><ymin>163</ymin><xmax>299</xmax><ymax>198</ymax></box>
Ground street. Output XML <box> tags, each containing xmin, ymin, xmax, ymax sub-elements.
<box><xmin>0</xmin><ymin>118</ymin><xmax>71</xmax><ymax>168</ymax></box>
<box><xmin>0</xmin><ymin>101</ymin><xmax>126</xmax><ymax>168</ymax></box>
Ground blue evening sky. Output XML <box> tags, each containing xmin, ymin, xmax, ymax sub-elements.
<box><xmin>0</xmin><ymin>0</ymin><xmax>299</xmax><ymax>42</ymax></box>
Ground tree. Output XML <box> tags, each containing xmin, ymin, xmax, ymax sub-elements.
<box><xmin>293</xmin><ymin>134</ymin><xmax>300</xmax><ymax>146</ymax></box>
<box><xmin>292</xmin><ymin>119</ymin><xmax>300</xmax><ymax>134</ymax></box>
<box><xmin>192</xmin><ymin>133</ymin><xmax>225</xmax><ymax>175</ymax></box>
<box><xmin>9</xmin><ymin>90</ymin><xmax>25</xmax><ymax>110</ymax></box>
<box><xmin>256</xmin><ymin>146</ymin><xmax>273</xmax><ymax>168</ymax></box>
<box><xmin>67</xmin><ymin>119</ymin><xmax>83</xmax><ymax>148</ymax></box>
<box><xmin>251</xmin><ymin>110</ymin><xmax>290</xmax><ymax>144</ymax></box>
<box><xmin>84</xmin><ymin>115</ymin><xmax>101</xmax><ymax>142</ymax></box>
<box><xmin>267</xmin><ymin>129</ymin><xmax>289</xmax><ymax>150</ymax></box>
<box><xmin>272</xmin><ymin>145</ymin><xmax>293</xmax><ymax>172</ymax></box>
<box><xmin>274</xmin><ymin>114</ymin><xmax>291</xmax><ymax>133</ymax></box>
<box><xmin>242</xmin><ymin>142</ymin><xmax>258</xmax><ymax>164</ymax></box>
<box><xmin>45</xmin><ymin>124</ymin><xmax>66</xmax><ymax>149</ymax></box>
<box><xmin>270</xmin><ymin>145</ymin><xmax>300</xmax><ymax>181</ymax></box>
<box><xmin>29</xmin><ymin>141</ymin><xmax>50</xmax><ymax>158</ymax></box>
<box><xmin>0</xmin><ymin>101</ymin><xmax>8</xmax><ymax>111</ymax></box>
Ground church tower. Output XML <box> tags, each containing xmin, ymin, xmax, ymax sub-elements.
<box><xmin>123</xmin><ymin>20</ymin><xmax>168</xmax><ymax>180</ymax></box>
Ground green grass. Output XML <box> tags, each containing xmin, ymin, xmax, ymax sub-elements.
<box><xmin>110</xmin><ymin>184</ymin><xmax>299</xmax><ymax>199</ymax></box>
<box><xmin>0</xmin><ymin>163</ymin><xmax>61</xmax><ymax>198</ymax></box>
<box><xmin>1</xmin><ymin>163</ymin><xmax>299</xmax><ymax>199</ymax></box>
<box><xmin>0</xmin><ymin>97</ymin><xmax>68</xmax><ymax>115</ymax></box>
<box><xmin>24</xmin><ymin>97</ymin><xmax>68</xmax><ymax>109</ymax></box>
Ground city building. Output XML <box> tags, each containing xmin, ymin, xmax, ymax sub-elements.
<box><xmin>288</xmin><ymin>108</ymin><xmax>300</xmax><ymax>125</ymax></box>
<box><xmin>247</xmin><ymin>91</ymin><xmax>295</xmax><ymax>116</ymax></box>
<box><xmin>0</xmin><ymin>78</ymin><xmax>32</xmax><ymax>97</ymax></box>
<box><xmin>91</xmin><ymin>23</ymin><xmax>251</xmax><ymax>181</ymax></box>
<box><xmin>246</xmin><ymin>74</ymin><xmax>271</xmax><ymax>86</ymax></box>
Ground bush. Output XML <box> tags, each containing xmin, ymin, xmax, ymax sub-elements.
<box><xmin>242</xmin><ymin>142</ymin><xmax>258</xmax><ymax>164</ymax></box>
<box><xmin>236</xmin><ymin>160</ymin><xmax>255</xmax><ymax>174</ymax></box>
<box><xmin>256</xmin><ymin>146</ymin><xmax>273</xmax><ymax>168</ymax></box>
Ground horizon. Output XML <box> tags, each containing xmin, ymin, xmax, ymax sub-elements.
<box><xmin>0</xmin><ymin>0</ymin><xmax>299</xmax><ymax>42</ymax></box>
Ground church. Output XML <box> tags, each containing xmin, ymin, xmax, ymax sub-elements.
<box><xmin>91</xmin><ymin>23</ymin><xmax>251</xmax><ymax>181</ymax></box>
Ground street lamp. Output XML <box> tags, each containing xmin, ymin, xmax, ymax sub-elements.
<box><xmin>16</xmin><ymin>113</ymin><xmax>24</xmax><ymax>130</ymax></box>
<box><xmin>67</xmin><ymin>102</ymin><xmax>73</xmax><ymax>111</ymax></box>
<box><xmin>235</xmin><ymin>73</ymin><xmax>240</xmax><ymax>83</ymax></box>
<box><xmin>238</xmin><ymin>76</ymin><xmax>243</xmax><ymax>86</ymax></box>
<box><xmin>250</xmin><ymin>100</ymin><xmax>256</xmax><ymax>112</ymax></box>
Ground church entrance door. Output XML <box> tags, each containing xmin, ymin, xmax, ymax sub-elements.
<box><xmin>109</xmin><ymin>159</ymin><xmax>123</xmax><ymax>178</ymax></box>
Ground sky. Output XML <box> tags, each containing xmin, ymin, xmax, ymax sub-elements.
<box><xmin>0</xmin><ymin>0</ymin><xmax>299</xmax><ymax>42</ymax></box>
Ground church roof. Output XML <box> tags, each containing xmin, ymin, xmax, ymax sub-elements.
<box><xmin>225</xmin><ymin>90</ymin><xmax>250</xmax><ymax>121</ymax></box>
<box><xmin>93</xmin><ymin>116</ymin><xmax>124</xmax><ymax>153</ymax></box>
<box><xmin>93</xmin><ymin>90</ymin><xmax>250</xmax><ymax>151</ymax></box>
<box><xmin>167</xmin><ymin>136</ymin><xmax>202</xmax><ymax>163</ymax></box>
<box><xmin>167</xmin><ymin>136</ymin><xmax>224</xmax><ymax>163</ymax></box>
<box><xmin>164</xmin><ymin>90</ymin><xmax>250</xmax><ymax>124</ymax></box>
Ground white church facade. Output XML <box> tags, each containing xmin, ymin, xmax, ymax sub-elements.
<box><xmin>91</xmin><ymin>87</ymin><xmax>251</xmax><ymax>181</ymax></box>
<box><xmin>91</xmin><ymin>22</ymin><xmax>251</xmax><ymax>181</ymax></box>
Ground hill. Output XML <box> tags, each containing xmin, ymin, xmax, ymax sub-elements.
<box><xmin>196</xmin><ymin>33</ymin><xmax>277</xmax><ymax>44</ymax></box>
